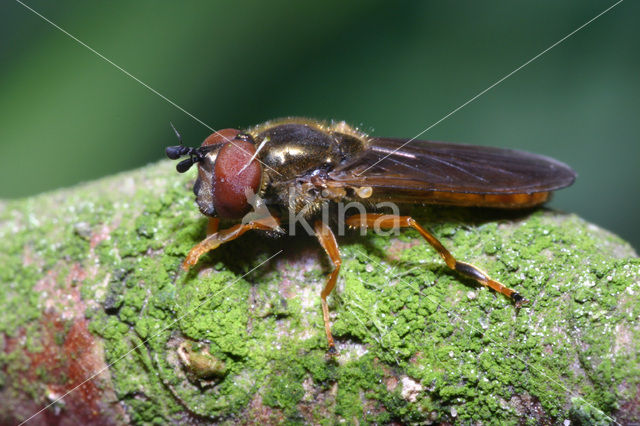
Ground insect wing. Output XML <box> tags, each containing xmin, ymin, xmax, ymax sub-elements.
<box><xmin>327</xmin><ymin>138</ymin><xmax>576</xmax><ymax>206</ymax></box>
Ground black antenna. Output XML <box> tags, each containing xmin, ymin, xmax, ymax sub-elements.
<box><xmin>165</xmin><ymin>123</ymin><xmax>203</xmax><ymax>173</ymax></box>
<box><xmin>170</xmin><ymin>122</ymin><xmax>182</xmax><ymax>145</ymax></box>
<box><xmin>176</xmin><ymin>158</ymin><xmax>196</xmax><ymax>173</ymax></box>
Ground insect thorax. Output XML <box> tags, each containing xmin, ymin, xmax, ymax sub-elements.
<box><xmin>249</xmin><ymin>119</ymin><xmax>369</xmax><ymax>219</ymax></box>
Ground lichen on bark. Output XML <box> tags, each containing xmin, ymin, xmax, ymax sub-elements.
<box><xmin>1</xmin><ymin>160</ymin><xmax>639</xmax><ymax>424</ymax></box>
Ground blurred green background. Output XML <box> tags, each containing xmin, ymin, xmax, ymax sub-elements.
<box><xmin>1</xmin><ymin>1</ymin><xmax>638</xmax><ymax>249</ymax></box>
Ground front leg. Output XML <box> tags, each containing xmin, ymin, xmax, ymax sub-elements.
<box><xmin>182</xmin><ymin>215</ymin><xmax>281</xmax><ymax>270</ymax></box>
<box><xmin>206</xmin><ymin>218</ymin><xmax>220</xmax><ymax>236</ymax></box>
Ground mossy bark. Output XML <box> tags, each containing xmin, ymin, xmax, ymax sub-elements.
<box><xmin>1</xmin><ymin>160</ymin><xmax>639</xmax><ymax>425</ymax></box>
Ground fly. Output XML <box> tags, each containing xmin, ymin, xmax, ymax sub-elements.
<box><xmin>166</xmin><ymin>117</ymin><xmax>576</xmax><ymax>354</ymax></box>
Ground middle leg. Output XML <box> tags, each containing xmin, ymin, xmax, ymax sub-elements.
<box><xmin>313</xmin><ymin>219</ymin><xmax>342</xmax><ymax>354</ymax></box>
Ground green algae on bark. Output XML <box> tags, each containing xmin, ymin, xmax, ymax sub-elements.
<box><xmin>0</xmin><ymin>160</ymin><xmax>639</xmax><ymax>424</ymax></box>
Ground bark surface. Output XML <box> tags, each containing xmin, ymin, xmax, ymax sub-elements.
<box><xmin>1</xmin><ymin>160</ymin><xmax>639</xmax><ymax>424</ymax></box>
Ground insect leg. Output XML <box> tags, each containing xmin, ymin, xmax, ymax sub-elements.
<box><xmin>182</xmin><ymin>215</ymin><xmax>280</xmax><ymax>270</ymax></box>
<box><xmin>345</xmin><ymin>214</ymin><xmax>527</xmax><ymax>307</ymax></box>
<box><xmin>313</xmin><ymin>219</ymin><xmax>342</xmax><ymax>354</ymax></box>
<box><xmin>206</xmin><ymin>218</ymin><xmax>220</xmax><ymax>236</ymax></box>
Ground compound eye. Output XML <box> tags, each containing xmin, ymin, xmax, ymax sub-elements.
<box><xmin>202</xmin><ymin>128</ymin><xmax>241</xmax><ymax>146</ymax></box>
<box><xmin>212</xmin><ymin>140</ymin><xmax>263</xmax><ymax>219</ymax></box>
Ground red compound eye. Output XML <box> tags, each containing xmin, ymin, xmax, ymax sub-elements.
<box><xmin>212</xmin><ymin>140</ymin><xmax>263</xmax><ymax>219</ymax></box>
<box><xmin>201</xmin><ymin>128</ymin><xmax>241</xmax><ymax>146</ymax></box>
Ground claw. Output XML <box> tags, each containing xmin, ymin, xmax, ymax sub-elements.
<box><xmin>326</xmin><ymin>345</ymin><xmax>339</xmax><ymax>357</ymax></box>
<box><xmin>513</xmin><ymin>293</ymin><xmax>529</xmax><ymax>309</ymax></box>
<box><xmin>182</xmin><ymin>234</ymin><xmax>223</xmax><ymax>270</ymax></box>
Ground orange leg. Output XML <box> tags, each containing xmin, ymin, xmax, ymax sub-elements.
<box><xmin>345</xmin><ymin>214</ymin><xmax>527</xmax><ymax>307</ymax></box>
<box><xmin>183</xmin><ymin>215</ymin><xmax>280</xmax><ymax>270</ymax></box>
<box><xmin>206</xmin><ymin>218</ymin><xmax>220</xmax><ymax>236</ymax></box>
<box><xmin>314</xmin><ymin>220</ymin><xmax>342</xmax><ymax>354</ymax></box>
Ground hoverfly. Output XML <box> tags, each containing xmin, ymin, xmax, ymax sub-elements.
<box><xmin>166</xmin><ymin>117</ymin><xmax>576</xmax><ymax>354</ymax></box>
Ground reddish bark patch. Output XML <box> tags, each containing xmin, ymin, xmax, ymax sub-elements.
<box><xmin>34</xmin><ymin>266</ymin><xmax>85</xmax><ymax>321</ymax></box>
<box><xmin>615</xmin><ymin>383</ymin><xmax>640</xmax><ymax>424</ymax></box>
<box><xmin>66</xmin><ymin>263</ymin><xmax>87</xmax><ymax>287</ymax></box>
<box><xmin>241</xmin><ymin>394</ymin><xmax>285</xmax><ymax>424</ymax></box>
<box><xmin>2</xmin><ymin>313</ymin><xmax>124</xmax><ymax>425</ymax></box>
<box><xmin>90</xmin><ymin>224</ymin><xmax>111</xmax><ymax>250</ymax></box>
<box><xmin>2</xmin><ymin>254</ymin><xmax>124</xmax><ymax>425</ymax></box>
